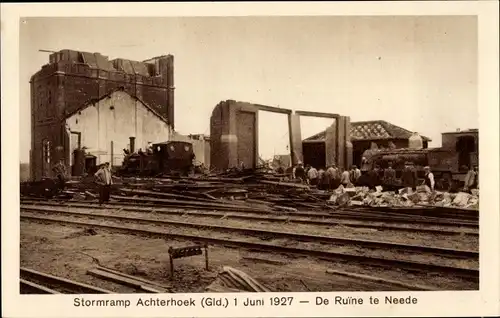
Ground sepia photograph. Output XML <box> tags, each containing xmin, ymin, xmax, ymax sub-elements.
<box><xmin>2</xmin><ymin>2</ymin><xmax>499</xmax><ymax>317</ymax></box>
<box><xmin>18</xmin><ymin>15</ymin><xmax>480</xmax><ymax>294</ymax></box>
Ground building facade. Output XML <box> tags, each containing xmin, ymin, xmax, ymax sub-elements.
<box><xmin>303</xmin><ymin>120</ymin><xmax>431</xmax><ymax>168</ymax></box>
<box><xmin>66</xmin><ymin>90</ymin><xmax>172</xmax><ymax>168</ymax></box>
<box><xmin>30</xmin><ymin>49</ymin><xmax>175</xmax><ymax>180</ymax></box>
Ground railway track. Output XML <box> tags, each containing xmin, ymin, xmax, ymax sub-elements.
<box><xmin>21</xmin><ymin>200</ymin><xmax>478</xmax><ymax>236</ymax></box>
<box><xmin>20</xmin><ymin>267</ymin><xmax>113</xmax><ymax>294</ymax></box>
<box><xmin>21</xmin><ymin>208</ymin><xmax>479</xmax><ymax>282</ymax></box>
<box><xmin>21</xmin><ymin>205</ymin><xmax>478</xmax><ymax>258</ymax></box>
<box><xmin>20</xmin><ymin>199</ymin><xmax>479</xmax><ymax>231</ymax></box>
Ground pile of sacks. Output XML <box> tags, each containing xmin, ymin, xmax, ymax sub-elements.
<box><xmin>328</xmin><ymin>185</ymin><xmax>479</xmax><ymax>210</ymax></box>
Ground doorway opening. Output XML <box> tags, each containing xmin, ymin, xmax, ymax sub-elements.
<box><xmin>300</xmin><ymin>117</ymin><xmax>334</xmax><ymax>170</ymax></box>
<box><xmin>456</xmin><ymin>136</ymin><xmax>476</xmax><ymax>171</ymax></box>
<box><xmin>258</xmin><ymin>110</ymin><xmax>290</xmax><ymax>169</ymax></box>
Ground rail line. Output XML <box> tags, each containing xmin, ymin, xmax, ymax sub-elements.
<box><xmin>21</xmin><ymin>201</ymin><xmax>478</xmax><ymax>237</ymax></box>
<box><xmin>21</xmin><ymin>205</ymin><xmax>478</xmax><ymax>258</ymax></box>
<box><xmin>20</xmin><ymin>267</ymin><xmax>113</xmax><ymax>294</ymax></box>
<box><xmin>21</xmin><ymin>211</ymin><xmax>479</xmax><ymax>282</ymax></box>
<box><xmin>20</xmin><ymin>198</ymin><xmax>479</xmax><ymax>229</ymax></box>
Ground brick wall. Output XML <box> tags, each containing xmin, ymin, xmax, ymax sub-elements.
<box><xmin>30</xmin><ymin>50</ymin><xmax>175</xmax><ymax>180</ymax></box>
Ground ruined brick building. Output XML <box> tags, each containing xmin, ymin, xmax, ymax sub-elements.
<box><xmin>30</xmin><ymin>49</ymin><xmax>174</xmax><ymax>180</ymax></box>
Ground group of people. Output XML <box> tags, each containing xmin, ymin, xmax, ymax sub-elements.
<box><xmin>288</xmin><ymin>160</ymin><xmax>470</xmax><ymax>194</ymax></box>
<box><xmin>358</xmin><ymin>161</ymin><xmax>435</xmax><ymax>192</ymax></box>
<box><xmin>291</xmin><ymin>162</ymin><xmax>363</xmax><ymax>190</ymax></box>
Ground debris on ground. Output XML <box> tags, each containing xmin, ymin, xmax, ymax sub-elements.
<box><xmin>20</xmin><ymin>167</ymin><xmax>479</xmax><ymax>211</ymax></box>
<box><xmin>205</xmin><ymin>266</ymin><xmax>272</xmax><ymax>292</ymax></box>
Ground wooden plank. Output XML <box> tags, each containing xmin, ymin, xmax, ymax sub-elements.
<box><xmin>258</xmin><ymin>180</ymin><xmax>310</xmax><ymax>189</ymax></box>
<box><xmin>20</xmin><ymin>279</ymin><xmax>61</xmax><ymax>294</ymax></box>
<box><xmin>87</xmin><ymin>269</ymin><xmax>163</xmax><ymax>293</ymax></box>
<box><xmin>254</xmin><ymin>104</ymin><xmax>293</xmax><ymax>115</ymax></box>
<box><xmin>295</xmin><ymin>110</ymin><xmax>339</xmax><ymax>119</ymax></box>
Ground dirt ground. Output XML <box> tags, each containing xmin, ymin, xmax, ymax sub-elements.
<box><xmin>21</xmin><ymin>206</ymin><xmax>479</xmax><ymax>270</ymax></box>
<box><xmin>20</xmin><ymin>220</ymin><xmax>478</xmax><ymax>293</ymax></box>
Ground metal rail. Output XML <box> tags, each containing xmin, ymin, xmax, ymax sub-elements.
<box><xmin>20</xmin><ymin>279</ymin><xmax>60</xmax><ymax>294</ymax></box>
<box><xmin>20</xmin><ymin>267</ymin><xmax>113</xmax><ymax>294</ymax></box>
<box><xmin>21</xmin><ymin>205</ymin><xmax>478</xmax><ymax>258</ymax></box>
<box><xmin>20</xmin><ymin>201</ymin><xmax>478</xmax><ymax>236</ymax></box>
<box><xmin>20</xmin><ymin>199</ymin><xmax>479</xmax><ymax>228</ymax></box>
<box><xmin>21</xmin><ymin>214</ymin><xmax>479</xmax><ymax>282</ymax></box>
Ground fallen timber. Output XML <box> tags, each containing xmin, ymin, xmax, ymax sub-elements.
<box><xmin>21</xmin><ymin>214</ymin><xmax>479</xmax><ymax>282</ymax></box>
<box><xmin>20</xmin><ymin>201</ymin><xmax>479</xmax><ymax>236</ymax></box>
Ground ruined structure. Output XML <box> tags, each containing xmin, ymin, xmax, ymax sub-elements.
<box><xmin>303</xmin><ymin>120</ymin><xmax>432</xmax><ymax>168</ymax></box>
<box><xmin>30</xmin><ymin>49</ymin><xmax>175</xmax><ymax>180</ymax></box>
<box><xmin>210</xmin><ymin>100</ymin><xmax>352</xmax><ymax>172</ymax></box>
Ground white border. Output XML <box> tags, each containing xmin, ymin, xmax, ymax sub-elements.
<box><xmin>2</xmin><ymin>2</ymin><xmax>499</xmax><ymax>317</ymax></box>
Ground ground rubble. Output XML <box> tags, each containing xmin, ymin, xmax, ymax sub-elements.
<box><xmin>20</xmin><ymin>167</ymin><xmax>479</xmax><ymax>211</ymax></box>
<box><xmin>329</xmin><ymin>185</ymin><xmax>479</xmax><ymax>210</ymax></box>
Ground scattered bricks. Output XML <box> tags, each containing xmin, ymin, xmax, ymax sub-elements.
<box><xmin>453</xmin><ymin>192</ymin><xmax>472</xmax><ymax>207</ymax></box>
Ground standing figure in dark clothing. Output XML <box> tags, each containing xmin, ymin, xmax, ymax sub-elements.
<box><xmin>383</xmin><ymin>162</ymin><xmax>397</xmax><ymax>191</ymax></box>
<box><xmin>52</xmin><ymin>159</ymin><xmax>68</xmax><ymax>191</ymax></box>
<box><xmin>95</xmin><ymin>162</ymin><xmax>113</xmax><ymax>205</ymax></box>
<box><xmin>367</xmin><ymin>165</ymin><xmax>382</xmax><ymax>190</ymax></box>
<box><xmin>401</xmin><ymin>161</ymin><xmax>418</xmax><ymax>193</ymax></box>
<box><xmin>463</xmin><ymin>165</ymin><xmax>478</xmax><ymax>193</ymax></box>
<box><xmin>294</xmin><ymin>162</ymin><xmax>306</xmax><ymax>183</ymax></box>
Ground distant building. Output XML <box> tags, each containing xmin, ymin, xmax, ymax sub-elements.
<box><xmin>30</xmin><ymin>49</ymin><xmax>175</xmax><ymax>180</ymax></box>
<box><xmin>303</xmin><ymin>120</ymin><xmax>432</xmax><ymax>168</ymax></box>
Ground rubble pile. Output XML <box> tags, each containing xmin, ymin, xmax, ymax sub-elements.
<box><xmin>329</xmin><ymin>185</ymin><xmax>479</xmax><ymax>210</ymax></box>
<box><xmin>21</xmin><ymin>167</ymin><xmax>479</xmax><ymax>211</ymax></box>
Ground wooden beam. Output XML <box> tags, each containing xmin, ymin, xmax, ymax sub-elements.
<box><xmin>295</xmin><ymin>110</ymin><xmax>339</xmax><ymax>119</ymax></box>
<box><xmin>254</xmin><ymin>104</ymin><xmax>292</xmax><ymax>115</ymax></box>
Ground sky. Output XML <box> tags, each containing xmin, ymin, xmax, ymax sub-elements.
<box><xmin>19</xmin><ymin>16</ymin><xmax>478</xmax><ymax>162</ymax></box>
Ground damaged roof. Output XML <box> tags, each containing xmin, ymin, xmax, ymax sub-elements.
<box><xmin>303</xmin><ymin>120</ymin><xmax>432</xmax><ymax>142</ymax></box>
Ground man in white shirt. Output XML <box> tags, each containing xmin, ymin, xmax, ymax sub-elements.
<box><xmin>340</xmin><ymin>168</ymin><xmax>351</xmax><ymax>187</ymax></box>
<box><xmin>307</xmin><ymin>165</ymin><xmax>319</xmax><ymax>186</ymax></box>
<box><xmin>423</xmin><ymin>166</ymin><xmax>435</xmax><ymax>191</ymax></box>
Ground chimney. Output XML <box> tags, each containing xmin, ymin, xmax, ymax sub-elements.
<box><xmin>129</xmin><ymin>137</ymin><xmax>135</xmax><ymax>153</ymax></box>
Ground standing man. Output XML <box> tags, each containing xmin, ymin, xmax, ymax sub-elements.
<box><xmin>52</xmin><ymin>159</ymin><xmax>68</xmax><ymax>191</ymax></box>
<box><xmin>401</xmin><ymin>161</ymin><xmax>418</xmax><ymax>193</ymax></box>
<box><xmin>307</xmin><ymin>165</ymin><xmax>319</xmax><ymax>186</ymax></box>
<box><xmin>422</xmin><ymin>166</ymin><xmax>435</xmax><ymax>191</ymax></box>
<box><xmin>367</xmin><ymin>165</ymin><xmax>382</xmax><ymax>190</ymax></box>
<box><xmin>317</xmin><ymin>167</ymin><xmax>326</xmax><ymax>190</ymax></box>
<box><xmin>350</xmin><ymin>165</ymin><xmax>362</xmax><ymax>186</ymax></box>
<box><xmin>340</xmin><ymin>168</ymin><xmax>351</xmax><ymax>188</ymax></box>
<box><xmin>326</xmin><ymin>164</ymin><xmax>340</xmax><ymax>190</ymax></box>
<box><xmin>463</xmin><ymin>165</ymin><xmax>478</xmax><ymax>193</ymax></box>
<box><xmin>383</xmin><ymin>162</ymin><xmax>397</xmax><ymax>191</ymax></box>
<box><xmin>95</xmin><ymin>162</ymin><xmax>113</xmax><ymax>205</ymax></box>
<box><xmin>294</xmin><ymin>162</ymin><xmax>306</xmax><ymax>183</ymax></box>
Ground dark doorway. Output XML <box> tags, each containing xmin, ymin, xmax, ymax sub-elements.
<box><xmin>456</xmin><ymin>136</ymin><xmax>476</xmax><ymax>170</ymax></box>
<box><xmin>302</xmin><ymin>142</ymin><xmax>326</xmax><ymax>169</ymax></box>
